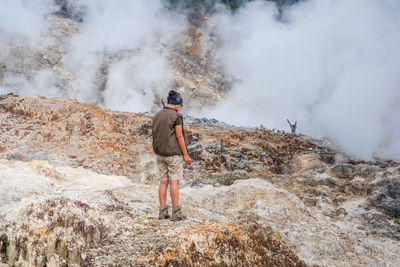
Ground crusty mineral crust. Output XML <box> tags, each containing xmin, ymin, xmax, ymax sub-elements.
<box><xmin>0</xmin><ymin>94</ymin><xmax>330</xmax><ymax>182</ymax></box>
<box><xmin>1</xmin><ymin>95</ymin><xmax>400</xmax><ymax>266</ymax></box>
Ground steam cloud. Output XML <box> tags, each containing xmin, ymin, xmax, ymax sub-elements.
<box><xmin>63</xmin><ymin>0</ymin><xmax>185</xmax><ymax>109</ymax></box>
<box><xmin>0</xmin><ymin>0</ymin><xmax>185</xmax><ymax>110</ymax></box>
<box><xmin>0</xmin><ymin>0</ymin><xmax>399</xmax><ymax>159</ymax></box>
<box><xmin>203</xmin><ymin>0</ymin><xmax>400</xmax><ymax>159</ymax></box>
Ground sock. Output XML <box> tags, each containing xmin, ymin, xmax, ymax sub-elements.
<box><xmin>172</xmin><ymin>205</ymin><xmax>180</xmax><ymax>212</ymax></box>
<box><xmin>160</xmin><ymin>204</ymin><xmax>167</xmax><ymax>209</ymax></box>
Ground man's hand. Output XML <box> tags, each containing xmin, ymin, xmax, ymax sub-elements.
<box><xmin>184</xmin><ymin>154</ymin><xmax>192</xmax><ymax>165</ymax></box>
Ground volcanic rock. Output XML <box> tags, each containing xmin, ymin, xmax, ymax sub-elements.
<box><xmin>0</xmin><ymin>95</ymin><xmax>400</xmax><ymax>266</ymax></box>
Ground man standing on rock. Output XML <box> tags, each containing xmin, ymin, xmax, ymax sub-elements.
<box><xmin>152</xmin><ymin>90</ymin><xmax>191</xmax><ymax>221</ymax></box>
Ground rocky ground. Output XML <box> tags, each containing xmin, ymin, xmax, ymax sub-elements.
<box><xmin>0</xmin><ymin>94</ymin><xmax>400</xmax><ymax>266</ymax></box>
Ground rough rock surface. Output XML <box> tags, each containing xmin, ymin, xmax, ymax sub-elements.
<box><xmin>169</xmin><ymin>26</ymin><xmax>233</xmax><ymax>108</ymax></box>
<box><xmin>0</xmin><ymin>160</ymin><xmax>305</xmax><ymax>266</ymax></box>
<box><xmin>369</xmin><ymin>166</ymin><xmax>400</xmax><ymax>218</ymax></box>
<box><xmin>1</xmin><ymin>95</ymin><xmax>400</xmax><ymax>266</ymax></box>
<box><xmin>0</xmin><ymin>94</ymin><xmax>333</xmax><ymax>182</ymax></box>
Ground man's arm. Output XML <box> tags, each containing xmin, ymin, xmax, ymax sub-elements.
<box><xmin>175</xmin><ymin>125</ymin><xmax>191</xmax><ymax>165</ymax></box>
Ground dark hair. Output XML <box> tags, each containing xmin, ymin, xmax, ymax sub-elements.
<box><xmin>167</xmin><ymin>90</ymin><xmax>183</xmax><ymax>105</ymax></box>
<box><xmin>168</xmin><ymin>90</ymin><xmax>177</xmax><ymax>97</ymax></box>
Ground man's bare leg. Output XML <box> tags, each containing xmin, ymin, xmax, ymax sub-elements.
<box><xmin>169</xmin><ymin>180</ymin><xmax>179</xmax><ymax>206</ymax></box>
<box><xmin>159</xmin><ymin>180</ymin><xmax>169</xmax><ymax>205</ymax></box>
<box><xmin>158</xmin><ymin>179</ymin><xmax>170</xmax><ymax>219</ymax></box>
<box><xmin>169</xmin><ymin>179</ymin><xmax>185</xmax><ymax>221</ymax></box>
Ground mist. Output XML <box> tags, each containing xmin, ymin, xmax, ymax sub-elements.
<box><xmin>0</xmin><ymin>0</ymin><xmax>185</xmax><ymax>111</ymax></box>
<box><xmin>0</xmin><ymin>0</ymin><xmax>399</xmax><ymax>160</ymax></box>
<box><xmin>202</xmin><ymin>0</ymin><xmax>400</xmax><ymax>159</ymax></box>
<box><xmin>62</xmin><ymin>0</ymin><xmax>185</xmax><ymax>110</ymax></box>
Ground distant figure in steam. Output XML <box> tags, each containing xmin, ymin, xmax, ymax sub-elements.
<box><xmin>287</xmin><ymin>119</ymin><xmax>297</xmax><ymax>134</ymax></box>
<box><xmin>152</xmin><ymin>90</ymin><xmax>191</xmax><ymax>221</ymax></box>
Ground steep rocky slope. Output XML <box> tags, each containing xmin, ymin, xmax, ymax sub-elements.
<box><xmin>0</xmin><ymin>94</ymin><xmax>400</xmax><ymax>266</ymax></box>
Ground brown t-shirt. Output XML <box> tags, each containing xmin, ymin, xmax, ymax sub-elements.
<box><xmin>152</xmin><ymin>107</ymin><xmax>187</xmax><ymax>156</ymax></box>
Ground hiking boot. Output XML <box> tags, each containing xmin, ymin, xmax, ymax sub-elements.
<box><xmin>170</xmin><ymin>205</ymin><xmax>186</xmax><ymax>222</ymax></box>
<box><xmin>158</xmin><ymin>205</ymin><xmax>170</xmax><ymax>219</ymax></box>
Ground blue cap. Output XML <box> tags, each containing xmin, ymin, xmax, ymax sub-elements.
<box><xmin>167</xmin><ymin>91</ymin><xmax>183</xmax><ymax>106</ymax></box>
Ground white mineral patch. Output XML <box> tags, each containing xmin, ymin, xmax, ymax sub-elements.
<box><xmin>0</xmin><ymin>159</ymin><xmax>132</xmax><ymax>212</ymax></box>
<box><xmin>181</xmin><ymin>177</ymin><xmax>400</xmax><ymax>267</ymax></box>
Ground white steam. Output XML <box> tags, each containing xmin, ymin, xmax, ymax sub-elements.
<box><xmin>62</xmin><ymin>0</ymin><xmax>185</xmax><ymax>107</ymax></box>
<box><xmin>103</xmin><ymin>46</ymin><xmax>172</xmax><ymax>112</ymax></box>
<box><xmin>0</xmin><ymin>0</ymin><xmax>55</xmax><ymax>37</ymax></box>
<box><xmin>0</xmin><ymin>0</ymin><xmax>185</xmax><ymax>109</ymax></box>
<box><xmin>0</xmin><ymin>0</ymin><xmax>399</xmax><ymax>159</ymax></box>
<box><xmin>203</xmin><ymin>0</ymin><xmax>400</xmax><ymax>159</ymax></box>
<box><xmin>0</xmin><ymin>0</ymin><xmax>58</xmax><ymax>97</ymax></box>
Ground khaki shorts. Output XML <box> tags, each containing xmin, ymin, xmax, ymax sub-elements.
<box><xmin>156</xmin><ymin>155</ymin><xmax>183</xmax><ymax>181</ymax></box>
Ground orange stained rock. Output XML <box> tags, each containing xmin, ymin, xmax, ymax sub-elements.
<box><xmin>255</xmin><ymin>168</ymin><xmax>274</xmax><ymax>176</ymax></box>
<box><xmin>0</xmin><ymin>94</ymin><xmax>327</xmax><ymax>184</ymax></box>
<box><xmin>145</xmin><ymin>143</ymin><xmax>152</xmax><ymax>151</ymax></box>
<box><xmin>162</xmin><ymin>246</ymin><xmax>178</xmax><ymax>260</ymax></box>
<box><xmin>38</xmin><ymin>226</ymin><xmax>48</xmax><ymax>237</ymax></box>
<box><xmin>231</xmin><ymin>227</ymin><xmax>245</xmax><ymax>238</ymax></box>
<box><xmin>273</xmin><ymin>232</ymin><xmax>282</xmax><ymax>241</ymax></box>
<box><xmin>181</xmin><ymin>250</ymin><xmax>189</xmax><ymax>259</ymax></box>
